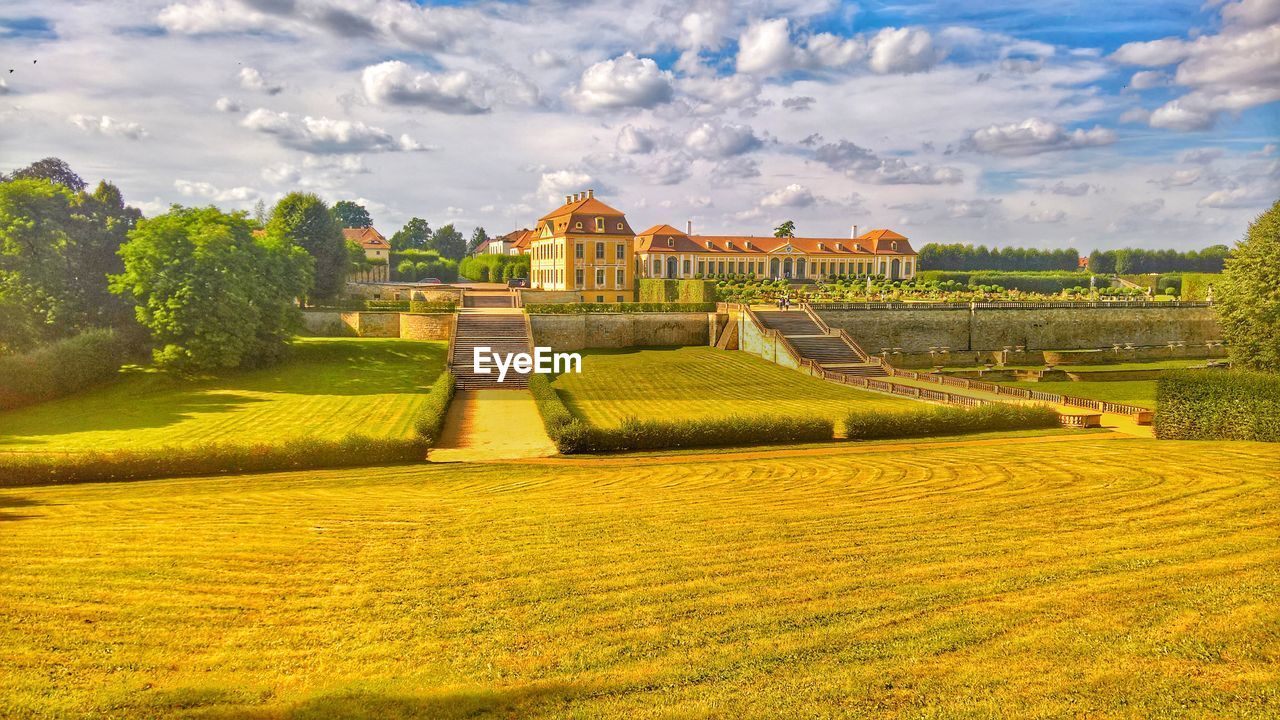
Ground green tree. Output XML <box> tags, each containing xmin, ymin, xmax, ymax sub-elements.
<box><xmin>774</xmin><ymin>220</ymin><xmax>796</xmax><ymax>238</ymax></box>
<box><xmin>3</xmin><ymin>157</ymin><xmax>87</xmax><ymax>192</ymax></box>
<box><xmin>268</xmin><ymin>193</ymin><xmax>347</xmax><ymax>300</ymax></box>
<box><xmin>1216</xmin><ymin>199</ymin><xmax>1280</xmax><ymax>372</ymax></box>
<box><xmin>0</xmin><ymin>179</ymin><xmax>76</xmax><ymax>351</ymax></box>
<box><xmin>390</xmin><ymin>217</ymin><xmax>431</xmax><ymax>251</ymax></box>
<box><xmin>1087</xmin><ymin>249</ymin><xmax>1115</xmax><ymax>274</ymax></box>
<box><xmin>111</xmin><ymin>206</ymin><xmax>311</xmax><ymax>373</ymax></box>
<box><xmin>330</xmin><ymin>200</ymin><xmax>372</xmax><ymax>228</ymax></box>
<box><xmin>429</xmin><ymin>223</ymin><xmax>466</xmax><ymax>260</ymax></box>
<box><xmin>468</xmin><ymin>226</ymin><xmax>490</xmax><ymax>255</ymax></box>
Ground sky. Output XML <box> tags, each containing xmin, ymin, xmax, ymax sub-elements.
<box><xmin>1</xmin><ymin>0</ymin><xmax>1277</xmax><ymax>252</ymax></box>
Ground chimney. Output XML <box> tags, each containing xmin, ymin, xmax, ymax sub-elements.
<box><xmin>565</xmin><ymin>195</ymin><xmax>572</xmax><ymax>204</ymax></box>
<box><xmin>587</xmin><ymin>188</ymin><xmax>594</xmax><ymax>198</ymax></box>
<box><xmin>686</xmin><ymin>220</ymin><xmax>692</xmax><ymax>235</ymax></box>
<box><xmin>850</xmin><ymin>224</ymin><xmax>858</xmax><ymax>239</ymax></box>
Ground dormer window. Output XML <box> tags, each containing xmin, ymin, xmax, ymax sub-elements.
<box><xmin>854</xmin><ymin>243</ymin><xmax>862</xmax><ymax>251</ymax></box>
<box><xmin>891</xmin><ymin>241</ymin><xmax>898</xmax><ymax>251</ymax></box>
<box><xmin>706</xmin><ymin>240</ymin><xmax>714</xmax><ymax>249</ymax></box>
<box><xmin>617</xmin><ymin>222</ymin><xmax>624</xmax><ymax>230</ymax></box>
<box><xmin>667</xmin><ymin>237</ymin><xmax>674</xmax><ymax>248</ymax></box>
<box><xmin>575</xmin><ymin>221</ymin><xmax>583</xmax><ymax>230</ymax></box>
<box><xmin>836</xmin><ymin>243</ymin><xmax>845</xmax><ymax>251</ymax></box>
<box><xmin>595</xmin><ymin>217</ymin><xmax>604</xmax><ymax>231</ymax></box>
<box><xmin>726</xmin><ymin>241</ymin><xmax>734</xmax><ymax>250</ymax></box>
<box><xmin>818</xmin><ymin>242</ymin><xmax>826</xmax><ymax>251</ymax></box>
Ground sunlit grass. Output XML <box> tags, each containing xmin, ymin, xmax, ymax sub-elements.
<box><xmin>1005</xmin><ymin>379</ymin><xmax>1159</xmax><ymax>407</ymax></box>
<box><xmin>0</xmin><ymin>338</ymin><xmax>446</xmax><ymax>452</ymax></box>
<box><xmin>550</xmin><ymin>346</ymin><xmax>919</xmax><ymax>428</ymax></box>
<box><xmin>1</xmin><ymin>437</ymin><xmax>1277</xmax><ymax>717</ymax></box>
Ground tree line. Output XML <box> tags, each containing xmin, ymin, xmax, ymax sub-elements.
<box><xmin>918</xmin><ymin>244</ymin><xmax>1082</xmax><ymax>272</ymax></box>
<box><xmin>1085</xmin><ymin>246</ymin><xmax>1229</xmax><ymax>274</ymax></box>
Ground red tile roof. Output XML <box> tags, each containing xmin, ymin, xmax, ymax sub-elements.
<box><xmin>538</xmin><ymin>195</ymin><xmax>635</xmax><ymax>237</ymax></box>
<box><xmin>342</xmin><ymin>227</ymin><xmax>388</xmax><ymax>250</ymax></box>
<box><xmin>635</xmin><ymin>227</ymin><xmax>915</xmax><ymax>256</ymax></box>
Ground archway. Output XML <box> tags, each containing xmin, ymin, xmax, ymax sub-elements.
<box><xmin>666</xmin><ymin>256</ymin><xmax>678</xmax><ymax>279</ymax></box>
<box><xmin>770</xmin><ymin>257</ymin><xmax>780</xmax><ymax>278</ymax></box>
<box><xmin>890</xmin><ymin>258</ymin><xmax>901</xmax><ymax>280</ymax></box>
<box><xmin>796</xmin><ymin>258</ymin><xmax>806</xmax><ymax>279</ymax></box>
<box><xmin>783</xmin><ymin>258</ymin><xmax>793</xmax><ymax>278</ymax></box>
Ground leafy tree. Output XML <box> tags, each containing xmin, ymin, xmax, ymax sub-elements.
<box><xmin>268</xmin><ymin>193</ymin><xmax>348</xmax><ymax>300</ymax></box>
<box><xmin>111</xmin><ymin>206</ymin><xmax>311</xmax><ymax>373</ymax></box>
<box><xmin>396</xmin><ymin>259</ymin><xmax>417</xmax><ymax>279</ymax></box>
<box><xmin>429</xmin><ymin>223</ymin><xmax>466</xmax><ymax>260</ymax></box>
<box><xmin>0</xmin><ymin>179</ymin><xmax>75</xmax><ymax>351</ymax></box>
<box><xmin>1215</xmin><ymin>199</ymin><xmax>1280</xmax><ymax>372</ymax></box>
<box><xmin>774</xmin><ymin>220</ymin><xmax>796</xmax><ymax>238</ymax></box>
<box><xmin>330</xmin><ymin>200</ymin><xmax>372</xmax><ymax>228</ymax></box>
<box><xmin>390</xmin><ymin>217</ymin><xmax>431</xmax><ymax>251</ymax></box>
<box><xmin>468</xmin><ymin>226</ymin><xmax>490</xmax><ymax>255</ymax></box>
<box><xmin>4</xmin><ymin>157</ymin><xmax>87</xmax><ymax>192</ymax></box>
<box><xmin>1087</xmin><ymin>249</ymin><xmax>1115</xmax><ymax>274</ymax></box>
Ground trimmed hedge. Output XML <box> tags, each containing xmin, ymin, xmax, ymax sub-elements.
<box><xmin>638</xmin><ymin>279</ymin><xmax>717</xmax><ymax>304</ymax></box>
<box><xmin>414</xmin><ymin>370</ymin><xmax>456</xmax><ymax>443</ymax></box>
<box><xmin>527</xmin><ymin>375</ymin><xmax>833</xmax><ymax>453</ymax></box>
<box><xmin>0</xmin><ymin>435</ymin><xmax>428</xmax><ymax>488</ymax></box>
<box><xmin>843</xmin><ymin>403</ymin><xmax>1060</xmax><ymax>440</ymax></box>
<box><xmin>365</xmin><ymin>300</ymin><xmax>410</xmax><ymax>311</ymax></box>
<box><xmin>1154</xmin><ymin>370</ymin><xmax>1280</xmax><ymax>442</ymax></box>
<box><xmin>0</xmin><ymin>330</ymin><xmax>135</xmax><ymax>411</ymax></box>
<box><xmin>524</xmin><ymin>302</ymin><xmax>716</xmax><ymax>314</ymax></box>
<box><xmin>1179</xmin><ymin>272</ymin><xmax>1220</xmax><ymax>301</ymax></box>
<box><xmin>408</xmin><ymin>300</ymin><xmax>457</xmax><ymax>313</ymax></box>
<box><xmin>915</xmin><ymin>271</ymin><xmax>1091</xmax><ymax>294</ymax></box>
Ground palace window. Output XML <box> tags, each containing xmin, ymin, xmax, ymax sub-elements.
<box><xmin>575</xmin><ymin>243</ymin><xmax>584</xmax><ymax>259</ymax></box>
<box><xmin>575</xmin><ymin>222</ymin><xmax>582</xmax><ymax>230</ymax></box>
<box><xmin>575</xmin><ymin>268</ymin><xmax>584</xmax><ymax>288</ymax></box>
<box><xmin>905</xmin><ymin>261</ymin><xmax>913</xmax><ymax>275</ymax></box>
<box><xmin>595</xmin><ymin>217</ymin><xmax>604</xmax><ymax>231</ymax></box>
<box><xmin>596</xmin><ymin>268</ymin><xmax>606</xmax><ymax>286</ymax></box>
<box><xmin>596</xmin><ymin>242</ymin><xmax>605</xmax><ymax>260</ymax></box>
<box><xmin>616</xmin><ymin>268</ymin><xmax>624</xmax><ymax>286</ymax></box>
<box><xmin>653</xmin><ymin>259</ymin><xmax>661</xmax><ymax>275</ymax></box>
<box><xmin>617</xmin><ymin>222</ymin><xmax>624</xmax><ymax>230</ymax></box>
<box><xmin>698</xmin><ymin>260</ymin><xmax>705</xmax><ymax>275</ymax></box>
<box><xmin>683</xmin><ymin>259</ymin><xmax>691</xmax><ymax>275</ymax></box>
<box><xmin>717</xmin><ymin>261</ymin><xmax>725</xmax><ymax>274</ymax></box>
<box><xmin>616</xmin><ymin>243</ymin><xmax>625</xmax><ymax>260</ymax></box>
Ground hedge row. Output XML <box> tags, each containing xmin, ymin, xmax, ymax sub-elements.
<box><xmin>638</xmin><ymin>279</ymin><xmax>717</xmax><ymax>304</ymax></box>
<box><xmin>1154</xmin><ymin>370</ymin><xmax>1280</xmax><ymax>442</ymax></box>
<box><xmin>0</xmin><ymin>330</ymin><xmax>136</xmax><ymax>411</ymax></box>
<box><xmin>843</xmin><ymin>404</ymin><xmax>1060</xmax><ymax>440</ymax></box>
<box><xmin>915</xmin><ymin>271</ymin><xmax>1091</xmax><ymax>294</ymax></box>
<box><xmin>409</xmin><ymin>300</ymin><xmax>457</xmax><ymax>313</ymax></box>
<box><xmin>524</xmin><ymin>302</ymin><xmax>717</xmax><ymax>314</ymax></box>
<box><xmin>414</xmin><ymin>370</ymin><xmax>456</xmax><ymax>444</ymax></box>
<box><xmin>0</xmin><ymin>435</ymin><xmax>429</xmax><ymax>488</ymax></box>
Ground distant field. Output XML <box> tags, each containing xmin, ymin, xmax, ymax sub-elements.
<box><xmin>0</xmin><ymin>338</ymin><xmax>446</xmax><ymax>452</ymax></box>
<box><xmin>550</xmin><ymin>346</ymin><xmax>919</xmax><ymax>427</ymax></box>
<box><xmin>2</xmin><ymin>437</ymin><xmax>1277</xmax><ymax>717</ymax></box>
<box><xmin>1004</xmin><ymin>379</ymin><xmax>1158</xmax><ymax>407</ymax></box>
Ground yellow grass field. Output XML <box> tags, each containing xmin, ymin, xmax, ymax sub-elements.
<box><xmin>0</xmin><ymin>338</ymin><xmax>446</xmax><ymax>453</ymax></box>
<box><xmin>550</xmin><ymin>346</ymin><xmax>919</xmax><ymax>428</ymax></box>
<box><xmin>2</xmin><ymin>436</ymin><xmax>1278</xmax><ymax>718</ymax></box>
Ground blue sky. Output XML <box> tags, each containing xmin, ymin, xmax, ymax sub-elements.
<box><xmin>0</xmin><ymin>0</ymin><xmax>1276</xmax><ymax>251</ymax></box>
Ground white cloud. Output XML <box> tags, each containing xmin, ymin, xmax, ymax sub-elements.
<box><xmin>1041</xmin><ymin>181</ymin><xmax>1098</xmax><ymax>196</ymax></box>
<box><xmin>1110</xmin><ymin>37</ymin><xmax>1189</xmax><ymax>66</ymax></box>
<box><xmin>214</xmin><ymin>96</ymin><xmax>242</xmax><ymax>113</ymax></box>
<box><xmin>946</xmin><ymin>198</ymin><xmax>1002</xmax><ymax>219</ymax></box>
<box><xmin>1148</xmin><ymin>100</ymin><xmax>1215</xmax><ymax>131</ymax></box>
<box><xmin>736</xmin><ymin>18</ymin><xmax>794</xmax><ymax>75</ymax></box>
<box><xmin>1198</xmin><ymin>186</ymin><xmax>1267</xmax><ymax>208</ymax></box>
<box><xmin>967</xmin><ymin>118</ymin><xmax>1115</xmax><ymax>155</ymax></box>
<box><xmin>868</xmin><ymin>27</ymin><xmax>941</xmax><ymax>74</ymax></box>
<box><xmin>174</xmin><ymin>179</ymin><xmax>258</xmax><ymax>202</ymax></box>
<box><xmin>530</xmin><ymin>49</ymin><xmax>566</xmax><ymax>69</ymax></box>
<box><xmin>536</xmin><ymin>169</ymin><xmax>597</xmax><ymax>204</ymax></box>
<box><xmin>241</xmin><ymin>108</ymin><xmax>424</xmax><ymax>153</ymax></box>
<box><xmin>1023</xmin><ymin>208</ymin><xmax>1066</xmax><ymax>223</ymax></box>
<box><xmin>1129</xmin><ymin>70</ymin><xmax>1169</xmax><ymax>89</ymax></box>
<box><xmin>238</xmin><ymin>67</ymin><xmax>282</xmax><ymax>95</ymax></box>
<box><xmin>684</xmin><ymin>122</ymin><xmax>762</xmax><ymax>159</ymax></box>
<box><xmin>760</xmin><ymin>183</ymin><xmax>817</xmax><ymax>208</ymax></box>
<box><xmin>1181</xmin><ymin>147</ymin><xmax>1224</xmax><ymax>164</ymax></box>
<box><xmin>812</xmin><ymin>139</ymin><xmax>962</xmax><ymax>185</ymax></box>
<box><xmin>361</xmin><ymin>61</ymin><xmax>490</xmax><ymax>114</ymax></box>
<box><xmin>566</xmin><ymin>53</ymin><xmax>673</xmax><ymax>111</ymax></box>
<box><xmin>617</xmin><ymin>125</ymin><xmax>657</xmax><ymax>154</ymax></box>
<box><xmin>68</xmin><ymin>114</ymin><xmax>148</xmax><ymax>140</ymax></box>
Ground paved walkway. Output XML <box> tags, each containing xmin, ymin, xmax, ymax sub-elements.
<box><xmin>429</xmin><ymin>389</ymin><xmax>557</xmax><ymax>462</ymax></box>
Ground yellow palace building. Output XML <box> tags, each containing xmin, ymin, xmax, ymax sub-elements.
<box><xmin>525</xmin><ymin>190</ymin><xmax>919</xmax><ymax>297</ymax></box>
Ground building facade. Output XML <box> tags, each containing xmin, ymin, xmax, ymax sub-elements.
<box><xmin>633</xmin><ymin>225</ymin><xmax>918</xmax><ymax>281</ymax></box>
<box><xmin>343</xmin><ymin>226</ymin><xmax>391</xmax><ymax>282</ymax></box>
<box><xmin>477</xmin><ymin>228</ymin><xmax>534</xmax><ymax>255</ymax></box>
<box><xmin>529</xmin><ymin>190</ymin><xmax>635</xmax><ymax>302</ymax></box>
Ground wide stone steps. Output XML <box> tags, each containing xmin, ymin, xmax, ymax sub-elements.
<box><xmin>754</xmin><ymin>310</ymin><xmax>888</xmax><ymax>377</ymax></box>
<box><xmin>754</xmin><ymin>311</ymin><xmax>822</xmax><ymax>335</ymax></box>
<box><xmin>449</xmin><ymin>311</ymin><xmax>534</xmax><ymax>390</ymax></box>
<box><xmin>463</xmin><ymin>294</ymin><xmax>515</xmax><ymax>308</ymax></box>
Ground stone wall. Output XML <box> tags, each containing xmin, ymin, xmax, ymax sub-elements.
<box><xmin>346</xmin><ymin>312</ymin><xmax>399</xmax><ymax>337</ymax></box>
<box><xmin>399</xmin><ymin>313</ymin><xmax>454</xmax><ymax>341</ymax></box>
<box><xmin>300</xmin><ymin>311</ymin><xmax>352</xmax><ymax>337</ymax></box>
<box><xmin>343</xmin><ymin>283</ymin><xmax>463</xmax><ymax>304</ymax></box>
<box><xmin>736</xmin><ymin>311</ymin><xmax>801</xmax><ymax>369</ymax></box>
<box><xmin>816</xmin><ymin>305</ymin><xmax>1221</xmax><ymax>353</ymax></box>
<box><xmin>529</xmin><ymin>312</ymin><xmax>709</xmax><ymax>351</ymax></box>
<box><xmin>517</xmin><ymin>289</ymin><xmax>582</xmax><ymax>306</ymax></box>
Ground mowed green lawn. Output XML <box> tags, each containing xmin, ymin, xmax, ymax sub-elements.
<box><xmin>2</xmin><ymin>437</ymin><xmax>1278</xmax><ymax>717</ymax></box>
<box><xmin>550</xmin><ymin>346</ymin><xmax>919</xmax><ymax>427</ymax></box>
<box><xmin>0</xmin><ymin>338</ymin><xmax>446</xmax><ymax>452</ymax></box>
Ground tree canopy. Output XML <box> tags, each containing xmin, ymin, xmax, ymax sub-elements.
<box><xmin>330</xmin><ymin>200</ymin><xmax>372</xmax><ymax>229</ymax></box>
<box><xmin>429</xmin><ymin>223</ymin><xmax>467</xmax><ymax>260</ymax></box>
<box><xmin>3</xmin><ymin>157</ymin><xmax>87</xmax><ymax>193</ymax></box>
<box><xmin>390</xmin><ymin>217</ymin><xmax>431</xmax><ymax>251</ymax></box>
<box><xmin>1215</xmin><ymin>199</ymin><xmax>1280</xmax><ymax>372</ymax></box>
<box><xmin>268</xmin><ymin>193</ymin><xmax>348</xmax><ymax>300</ymax></box>
<box><xmin>774</xmin><ymin>221</ymin><xmax>796</xmax><ymax>238</ymax></box>
<box><xmin>111</xmin><ymin>206</ymin><xmax>311</xmax><ymax>373</ymax></box>
<box><xmin>468</xmin><ymin>226</ymin><xmax>490</xmax><ymax>254</ymax></box>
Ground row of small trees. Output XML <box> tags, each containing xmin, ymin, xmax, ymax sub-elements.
<box><xmin>1086</xmin><ymin>246</ymin><xmax>1229</xmax><ymax>274</ymax></box>
<box><xmin>919</xmin><ymin>244</ymin><xmax>1081</xmax><ymax>272</ymax></box>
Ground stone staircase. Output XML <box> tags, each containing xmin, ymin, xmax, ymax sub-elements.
<box><xmin>754</xmin><ymin>310</ymin><xmax>887</xmax><ymax>377</ymax></box>
<box><xmin>463</xmin><ymin>293</ymin><xmax>516</xmax><ymax>309</ymax></box>
<box><xmin>450</xmin><ymin>311</ymin><xmax>532</xmax><ymax>390</ymax></box>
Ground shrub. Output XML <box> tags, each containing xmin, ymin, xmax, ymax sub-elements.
<box><xmin>413</xmin><ymin>370</ymin><xmax>456</xmax><ymax>443</ymax></box>
<box><xmin>366</xmin><ymin>300</ymin><xmax>411</xmax><ymax>311</ymax></box>
<box><xmin>1154</xmin><ymin>370</ymin><xmax>1280</xmax><ymax>442</ymax></box>
<box><xmin>0</xmin><ymin>329</ymin><xmax>136</xmax><ymax>411</ymax></box>
<box><xmin>527</xmin><ymin>374</ymin><xmax>592</xmax><ymax>453</ymax></box>
<box><xmin>638</xmin><ymin>279</ymin><xmax>717</xmax><ymax>303</ymax></box>
<box><xmin>408</xmin><ymin>300</ymin><xmax>457</xmax><ymax>313</ymax></box>
<box><xmin>0</xmin><ymin>435</ymin><xmax>428</xmax><ymax>488</ymax></box>
<box><xmin>524</xmin><ymin>302</ymin><xmax>716</xmax><ymax>314</ymax></box>
<box><xmin>843</xmin><ymin>403</ymin><xmax>1059</xmax><ymax>440</ymax></box>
